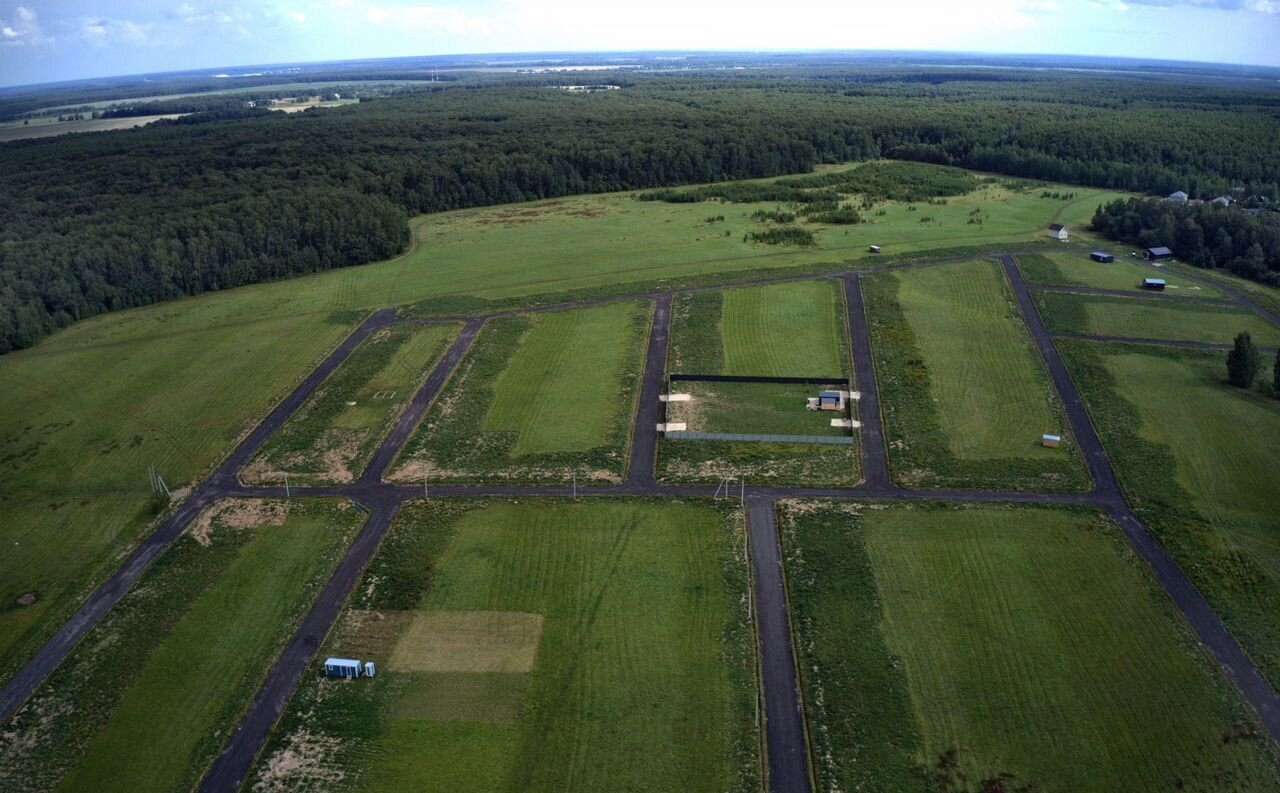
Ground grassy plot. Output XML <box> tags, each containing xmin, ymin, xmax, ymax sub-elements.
<box><xmin>1036</xmin><ymin>291</ymin><xmax>1280</xmax><ymax>346</ymax></box>
<box><xmin>1163</xmin><ymin>260</ymin><xmax>1280</xmax><ymax>318</ymax></box>
<box><xmin>1059</xmin><ymin>339</ymin><xmax>1280</xmax><ymax>690</ymax></box>
<box><xmin>249</xmin><ymin>499</ymin><xmax>759</xmax><ymax>793</ymax></box>
<box><xmin>667</xmin><ymin>381</ymin><xmax>850</xmax><ymax>437</ymax></box>
<box><xmin>865</xmin><ymin>261</ymin><xmax>1088</xmax><ymax>490</ymax></box>
<box><xmin>243</xmin><ymin>324</ymin><xmax>458</xmax><ymax>485</ymax></box>
<box><xmin>1017</xmin><ymin>251</ymin><xmax>1227</xmax><ymax>298</ymax></box>
<box><xmin>660</xmin><ymin>281</ymin><xmax>856</xmax><ymax>485</ymax></box>
<box><xmin>0</xmin><ymin>310</ymin><xmax>353</xmax><ymax>690</ymax></box>
<box><xmin>389</xmin><ymin>302</ymin><xmax>649</xmax><ymax>483</ymax></box>
<box><xmin>780</xmin><ymin>501</ymin><xmax>1280</xmax><ymax>793</ymax></box>
<box><xmin>720</xmin><ymin>281</ymin><xmax>849</xmax><ymax>377</ymax></box>
<box><xmin>0</xmin><ymin>499</ymin><xmax>361</xmax><ymax>793</ymax></box>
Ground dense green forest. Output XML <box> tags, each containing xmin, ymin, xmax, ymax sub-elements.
<box><xmin>1092</xmin><ymin>198</ymin><xmax>1280</xmax><ymax>284</ymax></box>
<box><xmin>2</xmin><ymin>69</ymin><xmax>1279</xmax><ymax>352</ymax></box>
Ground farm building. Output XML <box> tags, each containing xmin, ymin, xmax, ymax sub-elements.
<box><xmin>807</xmin><ymin>390</ymin><xmax>848</xmax><ymax>412</ymax></box>
<box><xmin>868</xmin><ymin>245</ymin><xmax>881</xmax><ymax>254</ymax></box>
<box><xmin>1212</xmin><ymin>196</ymin><xmax>1233</xmax><ymax>207</ymax></box>
<box><xmin>1042</xmin><ymin>434</ymin><xmax>1061</xmax><ymax>448</ymax></box>
<box><xmin>1090</xmin><ymin>252</ymin><xmax>1114</xmax><ymax>263</ymax></box>
<box><xmin>1143</xmin><ymin>247</ymin><xmax>1173</xmax><ymax>261</ymax></box>
<box><xmin>1166</xmin><ymin>191</ymin><xmax>1189</xmax><ymax>204</ymax></box>
<box><xmin>1047</xmin><ymin>223</ymin><xmax>1069</xmax><ymax>241</ymax></box>
<box><xmin>324</xmin><ymin>658</ymin><xmax>364</xmax><ymax>679</ymax></box>
<box><xmin>1143</xmin><ymin>278</ymin><xmax>1167</xmax><ymax>291</ymax></box>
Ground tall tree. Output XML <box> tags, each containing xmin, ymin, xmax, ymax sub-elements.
<box><xmin>1227</xmin><ymin>332</ymin><xmax>1260</xmax><ymax>388</ymax></box>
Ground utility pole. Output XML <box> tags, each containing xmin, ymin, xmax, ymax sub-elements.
<box><xmin>572</xmin><ymin>472</ymin><xmax>577</xmax><ymax>501</ymax></box>
<box><xmin>424</xmin><ymin>478</ymin><xmax>429</xmax><ymax>499</ymax></box>
<box><xmin>285</xmin><ymin>473</ymin><xmax>290</xmax><ymax>499</ymax></box>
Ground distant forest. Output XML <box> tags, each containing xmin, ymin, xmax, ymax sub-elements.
<box><xmin>2</xmin><ymin>69</ymin><xmax>1280</xmax><ymax>352</ymax></box>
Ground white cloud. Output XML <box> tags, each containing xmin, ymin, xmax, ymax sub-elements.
<box><xmin>0</xmin><ymin>5</ymin><xmax>47</xmax><ymax>46</ymax></box>
<box><xmin>289</xmin><ymin>11</ymin><xmax>307</xmax><ymax>22</ymax></box>
<box><xmin>79</xmin><ymin>17</ymin><xmax>151</xmax><ymax>47</ymax></box>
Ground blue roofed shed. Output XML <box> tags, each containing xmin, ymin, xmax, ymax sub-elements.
<box><xmin>325</xmin><ymin>657</ymin><xmax>363</xmax><ymax>679</ymax></box>
<box><xmin>1042</xmin><ymin>434</ymin><xmax>1061</xmax><ymax>448</ymax></box>
<box><xmin>1143</xmin><ymin>278</ymin><xmax>1166</xmax><ymax>290</ymax></box>
<box><xmin>1090</xmin><ymin>252</ymin><xmax>1114</xmax><ymax>263</ymax></box>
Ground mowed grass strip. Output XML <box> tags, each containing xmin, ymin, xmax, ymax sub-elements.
<box><xmin>0</xmin><ymin>499</ymin><xmax>362</xmax><ymax>793</ymax></box>
<box><xmin>1105</xmin><ymin>352</ymin><xmax>1280</xmax><ymax>527</ymax></box>
<box><xmin>246</xmin><ymin>323</ymin><xmax>458</xmax><ymax>484</ymax></box>
<box><xmin>720</xmin><ymin>281</ymin><xmax>849</xmax><ymax>377</ymax></box>
<box><xmin>1017</xmin><ymin>252</ymin><xmax>1226</xmax><ymax>298</ymax></box>
<box><xmin>782</xmin><ymin>502</ymin><xmax>1280</xmax><ymax>792</ymax></box>
<box><xmin>1036</xmin><ymin>291</ymin><xmax>1280</xmax><ymax>346</ymax></box>
<box><xmin>893</xmin><ymin>260</ymin><xmax>1064</xmax><ymax>459</ymax></box>
<box><xmin>484</xmin><ymin>303</ymin><xmax>647</xmax><ymax>456</ymax></box>
<box><xmin>250</xmin><ymin>499</ymin><xmax>759</xmax><ymax>793</ymax></box>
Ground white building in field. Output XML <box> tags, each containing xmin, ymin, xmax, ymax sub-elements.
<box><xmin>1047</xmin><ymin>223</ymin><xmax>1069</xmax><ymax>241</ymax></box>
<box><xmin>1167</xmin><ymin>191</ymin><xmax>1189</xmax><ymax>204</ymax></box>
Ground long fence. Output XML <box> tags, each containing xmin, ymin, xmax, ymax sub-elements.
<box><xmin>669</xmin><ymin>373</ymin><xmax>849</xmax><ymax>384</ymax></box>
<box><xmin>664</xmin><ymin>431</ymin><xmax>854</xmax><ymax>445</ymax></box>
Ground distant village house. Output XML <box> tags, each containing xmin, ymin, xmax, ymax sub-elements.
<box><xmin>1047</xmin><ymin>223</ymin><xmax>1068</xmax><ymax>241</ymax></box>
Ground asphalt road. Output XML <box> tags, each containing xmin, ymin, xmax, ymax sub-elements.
<box><xmin>842</xmin><ymin>274</ymin><xmax>891</xmax><ymax>489</ymax></box>
<box><xmin>626</xmin><ymin>294</ymin><xmax>672</xmax><ymax>486</ymax></box>
<box><xmin>747</xmin><ymin>496</ymin><xmax>812</xmax><ymax>793</ymax></box>
<box><xmin>5</xmin><ymin>252</ymin><xmax>1280</xmax><ymax>793</ymax></box>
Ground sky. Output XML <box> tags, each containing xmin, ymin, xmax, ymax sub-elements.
<box><xmin>1</xmin><ymin>0</ymin><xmax>1277</xmax><ymax>87</ymax></box>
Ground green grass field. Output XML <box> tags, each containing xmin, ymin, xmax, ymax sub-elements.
<box><xmin>719</xmin><ymin>281</ymin><xmax>850</xmax><ymax>376</ymax></box>
<box><xmin>390</xmin><ymin>302</ymin><xmax>649</xmax><ymax>483</ymax></box>
<box><xmin>245</xmin><ymin>324</ymin><xmax>458</xmax><ymax>485</ymax></box>
<box><xmin>865</xmin><ymin>261</ymin><xmax>1087</xmax><ymax>490</ymax></box>
<box><xmin>1036</xmin><ymin>291</ymin><xmax>1280</xmax><ymax>346</ymax></box>
<box><xmin>0</xmin><ymin>162</ymin><xmax>1130</xmax><ymax>689</ymax></box>
<box><xmin>1059</xmin><ymin>340</ymin><xmax>1280</xmax><ymax>690</ymax></box>
<box><xmin>666</xmin><ymin>381</ymin><xmax>850</xmax><ymax>437</ymax></box>
<box><xmin>781</xmin><ymin>501</ymin><xmax>1280</xmax><ymax>792</ymax></box>
<box><xmin>0</xmin><ymin>310</ymin><xmax>354</xmax><ymax>690</ymax></box>
<box><xmin>0</xmin><ymin>499</ymin><xmax>361</xmax><ymax>793</ymax></box>
<box><xmin>249</xmin><ymin>499</ymin><xmax>759</xmax><ymax>793</ymax></box>
<box><xmin>1017</xmin><ymin>251</ymin><xmax>1227</xmax><ymax>298</ymax></box>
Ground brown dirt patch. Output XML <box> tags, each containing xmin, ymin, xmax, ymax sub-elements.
<box><xmin>15</xmin><ymin>592</ymin><xmax>37</xmax><ymax>606</ymax></box>
<box><xmin>252</xmin><ymin>730</ymin><xmax>348</xmax><ymax>793</ymax></box>
<box><xmin>189</xmin><ymin>498</ymin><xmax>290</xmax><ymax>546</ymax></box>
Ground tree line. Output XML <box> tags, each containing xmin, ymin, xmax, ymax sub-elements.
<box><xmin>3</xmin><ymin>69</ymin><xmax>1280</xmax><ymax>352</ymax></box>
<box><xmin>1091</xmin><ymin>198</ymin><xmax>1280</xmax><ymax>284</ymax></box>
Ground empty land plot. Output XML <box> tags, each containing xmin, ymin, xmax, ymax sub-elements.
<box><xmin>1060</xmin><ymin>339</ymin><xmax>1280</xmax><ymax>689</ymax></box>
<box><xmin>243</xmin><ymin>324</ymin><xmax>458</xmax><ymax>485</ymax></box>
<box><xmin>1036</xmin><ymin>291</ymin><xmax>1280</xmax><ymax>346</ymax></box>
<box><xmin>0</xmin><ymin>309</ymin><xmax>353</xmax><ymax>690</ymax></box>
<box><xmin>1017</xmin><ymin>251</ymin><xmax>1227</xmax><ymax>298</ymax></box>
<box><xmin>389</xmin><ymin>302</ymin><xmax>649</xmax><ymax>483</ymax></box>
<box><xmin>780</xmin><ymin>501</ymin><xmax>1280</xmax><ymax>792</ymax></box>
<box><xmin>661</xmin><ymin>281</ymin><xmax>856</xmax><ymax>485</ymax></box>
<box><xmin>865</xmin><ymin>260</ymin><xmax>1087</xmax><ymax>490</ymax></box>
<box><xmin>0</xmin><ymin>499</ymin><xmax>362</xmax><ymax>793</ymax></box>
<box><xmin>249</xmin><ymin>499</ymin><xmax>759</xmax><ymax>793</ymax></box>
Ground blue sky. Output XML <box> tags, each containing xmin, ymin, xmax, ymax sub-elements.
<box><xmin>1</xmin><ymin>0</ymin><xmax>1276</xmax><ymax>87</ymax></box>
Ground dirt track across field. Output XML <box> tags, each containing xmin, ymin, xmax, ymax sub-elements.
<box><xmin>3</xmin><ymin>254</ymin><xmax>1278</xmax><ymax>793</ymax></box>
